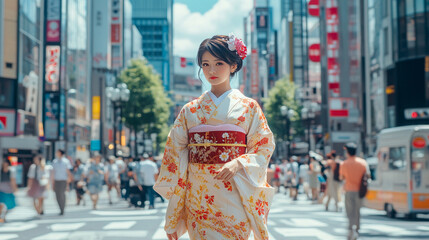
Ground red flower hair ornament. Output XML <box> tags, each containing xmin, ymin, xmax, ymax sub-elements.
<box><xmin>226</xmin><ymin>33</ymin><xmax>247</xmax><ymax>60</ymax></box>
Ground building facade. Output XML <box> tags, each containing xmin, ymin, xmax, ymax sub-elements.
<box><xmin>364</xmin><ymin>0</ymin><xmax>429</xmax><ymax>154</ymax></box>
<box><xmin>130</xmin><ymin>0</ymin><xmax>173</xmax><ymax>91</ymax></box>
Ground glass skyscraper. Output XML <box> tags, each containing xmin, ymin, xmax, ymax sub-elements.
<box><xmin>130</xmin><ymin>0</ymin><xmax>173</xmax><ymax>90</ymax></box>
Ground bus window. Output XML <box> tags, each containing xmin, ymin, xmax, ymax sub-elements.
<box><xmin>411</xmin><ymin>146</ymin><xmax>429</xmax><ymax>170</ymax></box>
<box><xmin>388</xmin><ymin>147</ymin><xmax>407</xmax><ymax>170</ymax></box>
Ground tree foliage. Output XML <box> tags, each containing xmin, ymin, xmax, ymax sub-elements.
<box><xmin>119</xmin><ymin>58</ymin><xmax>171</xmax><ymax>154</ymax></box>
<box><xmin>263</xmin><ymin>77</ymin><xmax>303</xmax><ymax>141</ymax></box>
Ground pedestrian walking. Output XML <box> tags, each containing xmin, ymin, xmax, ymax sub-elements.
<box><xmin>0</xmin><ymin>160</ymin><xmax>17</xmax><ymax>223</ymax></box>
<box><xmin>135</xmin><ymin>153</ymin><xmax>158</xmax><ymax>209</ymax></box>
<box><xmin>154</xmin><ymin>34</ymin><xmax>275</xmax><ymax>240</ymax></box>
<box><xmin>128</xmin><ymin>158</ymin><xmax>143</xmax><ymax>208</ymax></box>
<box><xmin>27</xmin><ymin>155</ymin><xmax>51</xmax><ymax>215</ymax></box>
<box><xmin>340</xmin><ymin>142</ymin><xmax>369</xmax><ymax>240</ymax></box>
<box><xmin>118</xmin><ymin>157</ymin><xmax>130</xmax><ymax>200</ymax></box>
<box><xmin>308</xmin><ymin>154</ymin><xmax>321</xmax><ymax>201</ymax></box>
<box><xmin>86</xmin><ymin>155</ymin><xmax>104</xmax><ymax>210</ymax></box>
<box><xmin>325</xmin><ymin>151</ymin><xmax>342</xmax><ymax>212</ymax></box>
<box><xmin>105</xmin><ymin>156</ymin><xmax>121</xmax><ymax>205</ymax></box>
<box><xmin>289</xmin><ymin>156</ymin><xmax>300</xmax><ymax>200</ymax></box>
<box><xmin>51</xmin><ymin>149</ymin><xmax>72</xmax><ymax>215</ymax></box>
<box><xmin>71</xmin><ymin>159</ymin><xmax>85</xmax><ymax>206</ymax></box>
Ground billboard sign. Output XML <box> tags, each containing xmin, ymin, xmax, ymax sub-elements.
<box><xmin>92</xmin><ymin>0</ymin><xmax>111</xmax><ymax>69</ymax></box>
<box><xmin>46</xmin><ymin>0</ymin><xmax>61</xmax><ymax>43</ymax></box>
<box><xmin>44</xmin><ymin>93</ymin><xmax>60</xmax><ymax>140</ymax></box>
<box><xmin>251</xmin><ymin>49</ymin><xmax>259</xmax><ymax>96</ymax></box>
<box><xmin>45</xmin><ymin>46</ymin><xmax>61</xmax><ymax>91</ymax></box>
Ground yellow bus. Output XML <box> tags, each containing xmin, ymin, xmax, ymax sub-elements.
<box><xmin>364</xmin><ymin>125</ymin><xmax>429</xmax><ymax>219</ymax></box>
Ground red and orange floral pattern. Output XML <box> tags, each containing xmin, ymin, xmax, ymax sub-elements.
<box><xmin>154</xmin><ymin>89</ymin><xmax>275</xmax><ymax>240</ymax></box>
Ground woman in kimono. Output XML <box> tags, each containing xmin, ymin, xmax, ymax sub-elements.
<box><xmin>154</xmin><ymin>34</ymin><xmax>275</xmax><ymax>240</ymax></box>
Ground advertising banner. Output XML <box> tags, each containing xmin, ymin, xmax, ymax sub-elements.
<box><xmin>44</xmin><ymin>93</ymin><xmax>60</xmax><ymax>140</ymax></box>
<box><xmin>46</xmin><ymin>0</ymin><xmax>61</xmax><ymax>43</ymax></box>
<box><xmin>92</xmin><ymin>0</ymin><xmax>111</xmax><ymax>69</ymax></box>
<box><xmin>251</xmin><ymin>49</ymin><xmax>259</xmax><ymax>96</ymax></box>
<box><xmin>45</xmin><ymin>46</ymin><xmax>61</xmax><ymax>91</ymax></box>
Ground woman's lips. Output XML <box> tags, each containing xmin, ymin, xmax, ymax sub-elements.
<box><xmin>210</xmin><ymin>77</ymin><xmax>218</xmax><ymax>80</ymax></box>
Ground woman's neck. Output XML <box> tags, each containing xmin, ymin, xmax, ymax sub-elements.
<box><xmin>210</xmin><ymin>85</ymin><xmax>232</xmax><ymax>98</ymax></box>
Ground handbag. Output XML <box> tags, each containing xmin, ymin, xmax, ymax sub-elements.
<box><xmin>39</xmin><ymin>177</ymin><xmax>49</xmax><ymax>186</ymax></box>
<box><xmin>359</xmin><ymin>173</ymin><xmax>368</xmax><ymax>198</ymax></box>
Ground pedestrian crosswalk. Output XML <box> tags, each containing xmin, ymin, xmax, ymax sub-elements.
<box><xmin>1</xmin><ymin>192</ymin><xmax>428</xmax><ymax>240</ymax></box>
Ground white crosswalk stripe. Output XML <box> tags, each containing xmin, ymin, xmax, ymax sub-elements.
<box><xmin>0</xmin><ymin>222</ymin><xmax>38</xmax><ymax>232</ymax></box>
<box><xmin>50</xmin><ymin>223</ymin><xmax>85</xmax><ymax>231</ymax></box>
<box><xmin>103</xmin><ymin>221</ymin><xmax>136</xmax><ymax>230</ymax></box>
<box><xmin>0</xmin><ymin>234</ymin><xmax>19</xmax><ymax>240</ymax></box>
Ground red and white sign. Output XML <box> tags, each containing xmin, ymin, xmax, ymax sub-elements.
<box><xmin>45</xmin><ymin>46</ymin><xmax>61</xmax><ymax>84</ymax></box>
<box><xmin>0</xmin><ymin>110</ymin><xmax>16</xmax><ymax>136</ymax></box>
<box><xmin>309</xmin><ymin>44</ymin><xmax>321</xmax><ymax>62</ymax></box>
<box><xmin>326</xmin><ymin>0</ymin><xmax>340</xmax><ymax>96</ymax></box>
<box><xmin>308</xmin><ymin>0</ymin><xmax>320</xmax><ymax>17</ymax></box>
<box><xmin>111</xmin><ymin>0</ymin><xmax>122</xmax><ymax>44</ymax></box>
<box><xmin>251</xmin><ymin>49</ymin><xmax>259</xmax><ymax>96</ymax></box>
<box><xmin>329</xmin><ymin>98</ymin><xmax>356</xmax><ymax>118</ymax></box>
<box><xmin>46</xmin><ymin>0</ymin><xmax>61</xmax><ymax>43</ymax></box>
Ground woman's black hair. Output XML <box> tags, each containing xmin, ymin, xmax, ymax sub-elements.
<box><xmin>197</xmin><ymin>35</ymin><xmax>243</xmax><ymax>80</ymax></box>
<box><xmin>57</xmin><ymin>149</ymin><xmax>65</xmax><ymax>156</ymax></box>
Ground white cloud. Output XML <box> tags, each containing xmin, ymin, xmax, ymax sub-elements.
<box><xmin>173</xmin><ymin>0</ymin><xmax>253</xmax><ymax>58</ymax></box>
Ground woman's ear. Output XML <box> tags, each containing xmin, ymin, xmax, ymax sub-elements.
<box><xmin>231</xmin><ymin>63</ymin><xmax>238</xmax><ymax>73</ymax></box>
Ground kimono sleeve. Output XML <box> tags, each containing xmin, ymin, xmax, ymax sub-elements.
<box><xmin>153</xmin><ymin>107</ymin><xmax>189</xmax><ymax>235</ymax></box>
<box><xmin>235</xmin><ymin>103</ymin><xmax>275</xmax><ymax>187</ymax></box>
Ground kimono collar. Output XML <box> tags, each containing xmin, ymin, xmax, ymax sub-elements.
<box><xmin>207</xmin><ymin>89</ymin><xmax>233</xmax><ymax>107</ymax></box>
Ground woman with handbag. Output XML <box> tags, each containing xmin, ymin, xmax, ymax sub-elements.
<box><xmin>72</xmin><ymin>159</ymin><xmax>86</xmax><ymax>206</ymax></box>
<box><xmin>27</xmin><ymin>155</ymin><xmax>51</xmax><ymax>215</ymax></box>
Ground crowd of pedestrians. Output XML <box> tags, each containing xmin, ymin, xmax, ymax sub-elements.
<box><xmin>0</xmin><ymin>150</ymin><xmax>163</xmax><ymax>223</ymax></box>
<box><xmin>270</xmin><ymin>142</ymin><xmax>369</xmax><ymax>240</ymax></box>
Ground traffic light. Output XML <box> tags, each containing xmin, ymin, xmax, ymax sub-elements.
<box><xmin>404</xmin><ymin>108</ymin><xmax>429</xmax><ymax>120</ymax></box>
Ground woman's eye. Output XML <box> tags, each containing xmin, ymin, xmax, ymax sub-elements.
<box><xmin>202</xmin><ymin>63</ymin><xmax>209</xmax><ymax>67</ymax></box>
<box><xmin>216</xmin><ymin>62</ymin><xmax>223</xmax><ymax>66</ymax></box>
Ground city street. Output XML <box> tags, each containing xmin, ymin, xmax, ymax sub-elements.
<box><xmin>2</xmin><ymin>187</ymin><xmax>429</xmax><ymax>240</ymax></box>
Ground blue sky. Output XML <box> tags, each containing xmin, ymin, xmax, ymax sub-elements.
<box><xmin>174</xmin><ymin>0</ymin><xmax>218</xmax><ymax>14</ymax></box>
<box><xmin>173</xmin><ymin>0</ymin><xmax>252</xmax><ymax>58</ymax></box>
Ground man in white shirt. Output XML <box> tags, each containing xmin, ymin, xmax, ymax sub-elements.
<box><xmin>51</xmin><ymin>149</ymin><xmax>72</xmax><ymax>215</ymax></box>
<box><xmin>133</xmin><ymin>153</ymin><xmax>158</xmax><ymax>209</ymax></box>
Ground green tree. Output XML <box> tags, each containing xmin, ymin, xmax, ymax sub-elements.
<box><xmin>119</xmin><ymin>58</ymin><xmax>171</xmax><ymax>157</ymax></box>
<box><xmin>263</xmin><ymin>77</ymin><xmax>303</xmax><ymax>141</ymax></box>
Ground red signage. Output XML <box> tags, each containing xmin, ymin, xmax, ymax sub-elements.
<box><xmin>251</xmin><ymin>49</ymin><xmax>259</xmax><ymax>96</ymax></box>
<box><xmin>111</xmin><ymin>24</ymin><xmax>121</xmax><ymax>43</ymax></box>
<box><xmin>308</xmin><ymin>0</ymin><xmax>320</xmax><ymax>17</ymax></box>
<box><xmin>330</xmin><ymin>110</ymin><xmax>349</xmax><ymax>117</ymax></box>
<box><xmin>412</xmin><ymin>137</ymin><xmax>426</xmax><ymax>148</ymax></box>
<box><xmin>329</xmin><ymin>82</ymin><xmax>340</xmax><ymax>89</ymax></box>
<box><xmin>309</xmin><ymin>44</ymin><xmax>321</xmax><ymax>62</ymax></box>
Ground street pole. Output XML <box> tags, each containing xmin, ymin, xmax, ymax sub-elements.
<box><xmin>307</xmin><ymin>119</ymin><xmax>311</xmax><ymax>153</ymax></box>
<box><xmin>113</xmin><ymin>103</ymin><xmax>117</xmax><ymax>158</ymax></box>
<box><xmin>286</xmin><ymin>117</ymin><xmax>291</xmax><ymax>159</ymax></box>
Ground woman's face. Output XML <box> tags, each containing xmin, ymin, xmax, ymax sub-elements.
<box><xmin>33</xmin><ymin>157</ymin><xmax>40</xmax><ymax>165</ymax></box>
<box><xmin>201</xmin><ymin>52</ymin><xmax>236</xmax><ymax>88</ymax></box>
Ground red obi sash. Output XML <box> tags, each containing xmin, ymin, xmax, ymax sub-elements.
<box><xmin>188</xmin><ymin>131</ymin><xmax>246</xmax><ymax>164</ymax></box>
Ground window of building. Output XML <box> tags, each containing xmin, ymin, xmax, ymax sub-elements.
<box><xmin>415</xmin><ymin>0</ymin><xmax>426</xmax><ymax>54</ymax></box>
<box><xmin>389</xmin><ymin>146</ymin><xmax>407</xmax><ymax>170</ymax></box>
<box><xmin>384</xmin><ymin>28</ymin><xmax>389</xmax><ymax>56</ymax></box>
<box><xmin>0</xmin><ymin>78</ymin><xmax>16</xmax><ymax>108</ymax></box>
<box><xmin>406</xmin><ymin>0</ymin><xmax>416</xmax><ymax>53</ymax></box>
<box><xmin>398</xmin><ymin>0</ymin><xmax>408</xmax><ymax>58</ymax></box>
<box><xmin>383</xmin><ymin>0</ymin><xmax>388</xmax><ymax>18</ymax></box>
<box><xmin>391</xmin><ymin>0</ymin><xmax>398</xmax><ymax>60</ymax></box>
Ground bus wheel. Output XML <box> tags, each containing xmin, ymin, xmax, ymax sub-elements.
<box><xmin>385</xmin><ymin>203</ymin><xmax>396</xmax><ymax>218</ymax></box>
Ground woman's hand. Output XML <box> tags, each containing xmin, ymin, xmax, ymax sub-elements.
<box><xmin>167</xmin><ymin>232</ymin><xmax>178</xmax><ymax>240</ymax></box>
<box><xmin>214</xmin><ymin>159</ymin><xmax>243</xmax><ymax>182</ymax></box>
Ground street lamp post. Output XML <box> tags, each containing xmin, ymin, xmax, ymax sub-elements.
<box><xmin>302</xmin><ymin>103</ymin><xmax>317</xmax><ymax>153</ymax></box>
<box><xmin>106</xmin><ymin>83</ymin><xmax>130</xmax><ymax>157</ymax></box>
<box><xmin>280</xmin><ymin>105</ymin><xmax>295</xmax><ymax>159</ymax></box>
